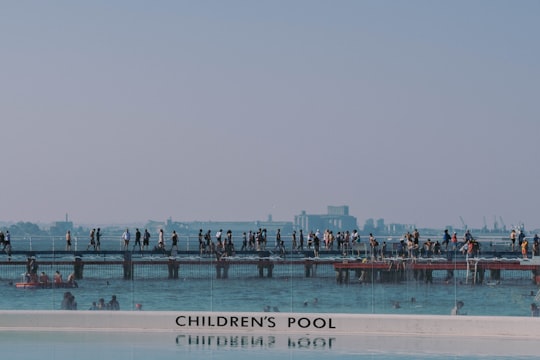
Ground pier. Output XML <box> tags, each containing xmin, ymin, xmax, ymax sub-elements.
<box><xmin>1</xmin><ymin>248</ymin><xmax>539</xmax><ymax>284</ymax></box>
<box><xmin>333</xmin><ymin>257</ymin><xmax>540</xmax><ymax>284</ymax></box>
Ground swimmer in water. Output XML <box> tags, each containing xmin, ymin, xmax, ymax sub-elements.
<box><xmin>531</xmin><ymin>303</ymin><xmax>539</xmax><ymax>317</ymax></box>
<box><xmin>451</xmin><ymin>300</ymin><xmax>464</xmax><ymax>315</ymax></box>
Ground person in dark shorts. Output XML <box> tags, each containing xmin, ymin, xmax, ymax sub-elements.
<box><xmin>143</xmin><ymin>229</ymin><xmax>151</xmax><ymax>250</ymax></box>
<box><xmin>133</xmin><ymin>228</ymin><xmax>142</xmax><ymax>251</ymax></box>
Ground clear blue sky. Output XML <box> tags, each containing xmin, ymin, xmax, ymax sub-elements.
<box><xmin>1</xmin><ymin>1</ymin><xmax>539</xmax><ymax>230</ymax></box>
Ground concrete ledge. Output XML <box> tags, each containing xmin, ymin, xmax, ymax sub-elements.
<box><xmin>0</xmin><ymin>310</ymin><xmax>539</xmax><ymax>339</ymax></box>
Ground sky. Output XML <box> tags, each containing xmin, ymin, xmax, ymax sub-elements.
<box><xmin>1</xmin><ymin>1</ymin><xmax>539</xmax><ymax>230</ymax></box>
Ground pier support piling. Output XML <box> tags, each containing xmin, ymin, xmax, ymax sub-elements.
<box><xmin>168</xmin><ymin>258</ymin><xmax>179</xmax><ymax>279</ymax></box>
<box><xmin>73</xmin><ymin>256</ymin><xmax>84</xmax><ymax>280</ymax></box>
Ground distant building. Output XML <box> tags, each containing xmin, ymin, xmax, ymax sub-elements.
<box><xmin>294</xmin><ymin>206</ymin><xmax>358</xmax><ymax>233</ymax></box>
<box><xmin>48</xmin><ymin>214</ymin><xmax>73</xmax><ymax>235</ymax></box>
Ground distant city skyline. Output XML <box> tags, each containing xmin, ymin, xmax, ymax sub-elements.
<box><xmin>2</xmin><ymin>2</ymin><xmax>539</xmax><ymax>231</ymax></box>
<box><xmin>0</xmin><ymin>209</ymin><xmax>531</xmax><ymax>234</ymax></box>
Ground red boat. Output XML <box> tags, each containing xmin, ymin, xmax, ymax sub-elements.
<box><xmin>15</xmin><ymin>281</ymin><xmax>78</xmax><ymax>289</ymax></box>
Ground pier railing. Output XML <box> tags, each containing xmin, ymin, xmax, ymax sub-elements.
<box><xmin>1</xmin><ymin>234</ymin><xmax>516</xmax><ymax>253</ymax></box>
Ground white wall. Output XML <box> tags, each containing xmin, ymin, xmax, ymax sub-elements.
<box><xmin>0</xmin><ymin>310</ymin><xmax>539</xmax><ymax>339</ymax></box>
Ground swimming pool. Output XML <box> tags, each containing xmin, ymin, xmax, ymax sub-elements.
<box><xmin>1</xmin><ymin>328</ymin><xmax>538</xmax><ymax>360</ymax></box>
<box><xmin>1</xmin><ymin>311</ymin><xmax>539</xmax><ymax>359</ymax></box>
<box><xmin>2</xmin><ymin>251</ymin><xmax>540</xmax><ymax>359</ymax></box>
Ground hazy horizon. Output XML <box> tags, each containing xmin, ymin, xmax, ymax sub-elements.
<box><xmin>2</xmin><ymin>1</ymin><xmax>539</xmax><ymax>231</ymax></box>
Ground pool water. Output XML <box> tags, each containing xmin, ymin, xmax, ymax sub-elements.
<box><xmin>1</xmin><ymin>274</ymin><xmax>537</xmax><ymax>317</ymax></box>
<box><xmin>0</xmin><ymin>330</ymin><xmax>537</xmax><ymax>360</ymax></box>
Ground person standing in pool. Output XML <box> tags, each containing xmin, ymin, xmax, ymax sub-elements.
<box><xmin>530</xmin><ymin>303</ymin><xmax>539</xmax><ymax>317</ymax></box>
<box><xmin>108</xmin><ymin>295</ymin><xmax>120</xmax><ymax>310</ymax></box>
<box><xmin>451</xmin><ymin>300</ymin><xmax>464</xmax><ymax>315</ymax></box>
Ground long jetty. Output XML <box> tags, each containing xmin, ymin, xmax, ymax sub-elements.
<box><xmin>2</xmin><ymin>246</ymin><xmax>540</xmax><ymax>285</ymax></box>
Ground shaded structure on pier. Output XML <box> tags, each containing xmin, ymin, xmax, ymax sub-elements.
<box><xmin>333</xmin><ymin>257</ymin><xmax>540</xmax><ymax>285</ymax></box>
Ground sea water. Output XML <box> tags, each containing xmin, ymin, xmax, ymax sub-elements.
<box><xmin>0</xmin><ymin>253</ymin><xmax>537</xmax><ymax>316</ymax></box>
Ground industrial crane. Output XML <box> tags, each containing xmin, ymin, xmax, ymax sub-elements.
<box><xmin>459</xmin><ymin>216</ymin><xmax>467</xmax><ymax>231</ymax></box>
<box><xmin>499</xmin><ymin>217</ymin><xmax>507</xmax><ymax>233</ymax></box>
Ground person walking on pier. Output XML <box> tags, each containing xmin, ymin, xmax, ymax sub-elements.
<box><xmin>198</xmin><ymin>229</ymin><xmax>205</xmax><ymax>254</ymax></box>
<box><xmin>291</xmin><ymin>230</ymin><xmax>297</xmax><ymax>251</ymax></box>
<box><xmin>96</xmin><ymin>228</ymin><xmax>102</xmax><ymax>251</ymax></box>
<box><xmin>313</xmin><ymin>232</ymin><xmax>320</xmax><ymax>257</ymax></box>
<box><xmin>215</xmin><ymin>229</ymin><xmax>223</xmax><ymax>250</ymax></box>
<box><xmin>87</xmin><ymin>229</ymin><xmax>96</xmax><ymax>251</ymax></box>
<box><xmin>451</xmin><ymin>232</ymin><xmax>458</xmax><ymax>250</ymax></box>
<box><xmin>299</xmin><ymin>229</ymin><xmax>304</xmax><ymax>251</ymax></box>
<box><xmin>171</xmin><ymin>230</ymin><xmax>179</xmax><ymax>253</ymax></box>
<box><xmin>248</xmin><ymin>230</ymin><xmax>255</xmax><ymax>250</ymax></box>
<box><xmin>204</xmin><ymin>230</ymin><xmax>212</xmax><ymax>252</ymax></box>
<box><xmin>518</xmin><ymin>230</ymin><xmax>526</xmax><ymax>249</ymax></box>
<box><xmin>65</xmin><ymin>230</ymin><xmax>72</xmax><ymax>251</ymax></box>
<box><xmin>533</xmin><ymin>235</ymin><xmax>540</xmax><ymax>256</ymax></box>
<box><xmin>413</xmin><ymin>229</ymin><xmax>420</xmax><ymax>248</ymax></box>
<box><xmin>158</xmin><ymin>229</ymin><xmax>165</xmax><ymax>251</ymax></box>
<box><xmin>369</xmin><ymin>233</ymin><xmax>378</xmax><ymax>259</ymax></box>
<box><xmin>442</xmin><ymin>229</ymin><xmax>451</xmax><ymax>251</ymax></box>
<box><xmin>122</xmin><ymin>228</ymin><xmax>131</xmax><ymax>250</ymax></box>
<box><xmin>241</xmin><ymin>232</ymin><xmax>248</xmax><ymax>251</ymax></box>
<box><xmin>274</xmin><ymin>229</ymin><xmax>282</xmax><ymax>251</ymax></box>
<box><xmin>262</xmin><ymin>228</ymin><xmax>267</xmax><ymax>250</ymax></box>
<box><xmin>143</xmin><ymin>229</ymin><xmax>150</xmax><ymax>250</ymax></box>
<box><xmin>510</xmin><ymin>229</ymin><xmax>517</xmax><ymax>251</ymax></box>
<box><xmin>352</xmin><ymin>230</ymin><xmax>360</xmax><ymax>256</ymax></box>
<box><xmin>343</xmin><ymin>231</ymin><xmax>350</xmax><ymax>255</ymax></box>
<box><xmin>521</xmin><ymin>237</ymin><xmax>529</xmax><ymax>259</ymax></box>
<box><xmin>4</xmin><ymin>230</ymin><xmax>12</xmax><ymax>257</ymax></box>
<box><xmin>133</xmin><ymin>228</ymin><xmax>142</xmax><ymax>251</ymax></box>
